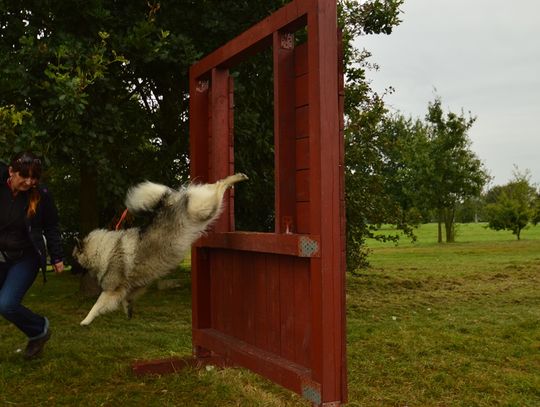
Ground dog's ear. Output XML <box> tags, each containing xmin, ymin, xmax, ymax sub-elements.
<box><xmin>74</xmin><ymin>237</ymin><xmax>83</xmax><ymax>251</ymax></box>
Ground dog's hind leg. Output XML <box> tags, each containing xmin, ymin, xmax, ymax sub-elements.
<box><xmin>187</xmin><ymin>173</ymin><xmax>248</xmax><ymax>221</ymax></box>
<box><xmin>216</xmin><ymin>173</ymin><xmax>249</xmax><ymax>191</ymax></box>
<box><xmin>80</xmin><ymin>289</ymin><xmax>125</xmax><ymax>326</ymax></box>
<box><xmin>121</xmin><ymin>298</ymin><xmax>133</xmax><ymax>320</ymax></box>
<box><xmin>121</xmin><ymin>287</ymin><xmax>148</xmax><ymax>319</ymax></box>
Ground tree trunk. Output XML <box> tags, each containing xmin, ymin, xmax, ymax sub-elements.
<box><xmin>78</xmin><ymin>162</ymin><xmax>101</xmax><ymax>297</ymax></box>
<box><xmin>437</xmin><ymin>209</ymin><xmax>443</xmax><ymax>243</ymax></box>
<box><xmin>444</xmin><ymin>208</ymin><xmax>455</xmax><ymax>243</ymax></box>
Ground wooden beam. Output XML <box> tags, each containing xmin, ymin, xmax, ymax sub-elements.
<box><xmin>196</xmin><ymin>232</ymin><xmax>321</xmax><ymax>258</ymax></box>
<box><xmin>190</xmin><ymin>0</ymin><xmax>311</xmax><ymax>78</ymax></box>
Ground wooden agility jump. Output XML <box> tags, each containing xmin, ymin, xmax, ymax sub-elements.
<box><xmin>133</xmin><ymin>1</ymin><xmax>346</xmax><ymax>405</ymax></box>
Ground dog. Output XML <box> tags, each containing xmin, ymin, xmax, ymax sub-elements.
<box><xmin>72</xmin><ymin>173</ymin><xmax>248</xmax><ymax>326</ymax></box>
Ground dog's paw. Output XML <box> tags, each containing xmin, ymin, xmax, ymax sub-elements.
<box><xmin>80</xmin><ymin>319</ymin><xmax>91</xmax><ymax>326</ymax></box>
<box><xmin>234</xmin><ymin>173</ymin><xmax>249</xmax><ymax>181</ymax></box>
<box><xmin>225</xmin><ymin>173</ymin><xmax>248</xmax><ymax>186</ymax></box>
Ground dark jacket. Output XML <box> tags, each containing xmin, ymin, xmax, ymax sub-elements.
<box><xmin>0</xmin><ymin>162</ymin><xmax>64</xmax><ymax>274</ymax></box>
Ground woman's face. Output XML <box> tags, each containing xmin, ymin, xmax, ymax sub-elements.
<box><xmin>8</xmin><ymin>167</ymin><xmax>38</xmax><ymax>192</ymax></box>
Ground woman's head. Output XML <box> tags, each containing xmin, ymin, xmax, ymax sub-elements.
<box><xmin>8</xmin><ymin>151</ymin><xmax>42</xmax><ymax>204</ymax></box>
<box><xmin>10</xmin><ymin>151</ymin><xmax>42</xmax><ymax>181</ymax></box>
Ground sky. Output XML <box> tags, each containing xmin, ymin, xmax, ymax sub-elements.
<box><xmin>357</xmin><ymin>0</ymin><xmax>540</xmax><ymax>187</ymax></box>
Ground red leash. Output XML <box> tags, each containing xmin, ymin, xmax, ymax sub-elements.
<box><xmin>115</xmin><ymin>208</ymin><xmax>129</xmax><ymax>231</ymax></box>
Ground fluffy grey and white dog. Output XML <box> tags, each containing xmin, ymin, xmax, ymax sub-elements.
<box><xmin>72</xmin><ymin>173</ymin><xmax>248</xmax><ymax>326</ymax></box>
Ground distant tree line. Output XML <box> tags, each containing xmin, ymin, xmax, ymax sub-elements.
<box><xmin>345</xmin><ymin>94</ymin><xmax>540</xmax><ymax>268</ymax></box>
<box><xmin>404</xmin><ymin>169</ymin><xmax>540</xmax><ymax>240</ymax></box>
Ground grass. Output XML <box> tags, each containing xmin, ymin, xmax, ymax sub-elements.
<box><xmin>349</xmin><ymin>223</ymin><xmax>540</xmax><ymax>406</ymax></box>
<box><xmin>1</xmin><ymin>224</ymin><xmax>539</xmax><ymax>406</ymax></box>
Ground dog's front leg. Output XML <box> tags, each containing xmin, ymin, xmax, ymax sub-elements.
<box><xmin>80</xmin><ymin>290</ymin><xmax>124</xmax><ymax>326</ymax></box>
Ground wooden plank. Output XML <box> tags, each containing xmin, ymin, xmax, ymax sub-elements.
<box><xmin>190</xmin><ymin>1</ymin><xmax>311</xmax><ymax>78</ymax></box>
<box><xmin>295</xmin><ymin>202</ymin><xmax>310</xmax><ymax>234</ymax></box>
<box><xmin>308</xmin><ymin>4</ymin><xmax>324</xmax><ymax>394</ymax></box>
<box><xmin>295</xmin><ymin>105</ymin><xmax>309</xmax><ymax>138</ymax></box>
<box><xmin>232</xmin><ymin>251</ymin><xmax>244</xmax><ymax>341</ymax></box>
<box><xmin>296</xmin><ymin>137</ymin><xmax>309</xmax><ymax>170</ymax></box>
<box><xmin>191</xmin><ymin>248</ymin><xmax>211</xmax><ymax>334</ymax></box>
<box><xmin>274</xmin><ymin>31</ymin><xmax>297</xmax><ymax>234</ymax></box>
<box><xmin>293</xmin><ymin>258</ymin><xmax>311</xmax><ymax>367</ymax></box>
<box><xmin>228</xmin><ymin>76</ymin><xmax>236</xmax><ymax>229</ymax></box>
<box><xmin>307</xmin><ymin>0</ymin><xmax>345</xmax><ymax>402</ymax></box>
<box><xmin>254</xmin><ymin>254</ymin><xmax>269</xmax><ymax>350</ymax></box>
<box><xmin>212</xmin><ymin>250</ymin><xmax>234</xmax><ymax>336</ymax></box>
<box><xmin>210</xmin><ymin>249</ymin><xmax>224</xmax><ymax>332</ymax></box>
<box><xmin>189</xmin><ymin>78</ymin><xmax>209</xmax><ymax>182</ymax></box>
<box><xmin>210</xmin><ymin>68</ymin><xmax>232</xmax><ymax>231</ymax></box>
<box><xmin>189</xmin><ymin>74</ymin><xmax>211</xmax><ymax>341</ymax></box>
<box><xmin>222</xmin><ymin>250</ymin><xmax>235</xmax><ymax>336</ymax></box>
<box><xmin>241</xmin><ymin>252</ymin><xmax>257</xmax><ymax>347</ymax></box>
<box><xmin>295</xmin><ymin>73</ymin><xmax>309</xmax><ymax>107</ymax></box>
<box><xmin>296</xmin><ymin>169</ymin><xmax>310</xmax><ymax>202</ymax></box>
<box><xmin>266</xmin><ymin>254</ymin><xmax>281</xmax><ymax>355</ymax></box>
<box><xmin>193</xmin><ymin>328</ymin><xmax>314</xmax><ymax>395</ymax></box>
<box><xmin>196</xmin><ymin>232</ymin><xmax>320</xmax><ymax>257</ymax></box>
<box><xmin>279</xmin><ymin>256</ymin><xmax>296</xmax><ymax>361</ymax></box>
<box><xmin>295</xmin><ymin>41</ymin><xmax>308</xmax><ymax>76</ymax></box>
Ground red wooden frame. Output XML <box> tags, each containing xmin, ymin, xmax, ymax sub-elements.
<box><xmin>134</xmin><ymin>1</ymin><xmax>346</xmax><ymax>405</ymax></box>
<box><xmin>190</xmin><ymin>1</ymin><xmax>346</xmax><ymax>405</ymax></box>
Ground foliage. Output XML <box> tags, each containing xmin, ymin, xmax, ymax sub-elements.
<box><xmin>340</xmin><ymin>0</ymin><xmax>406</xmax><ymax>269</ymax></box>
<box><xmin>485</xmin><ymin>169</ymin><xmax>539</xmax><ymax>240</ymax></box>
<box><xmin>345</xmin><ymin>104</ymin><xmax>418</xmax><ymax>270</ymax></box>
<box><xmin>230</xmin><ymin>50</ymin><xmax>276</xmax><ymax>233</ymax></box>
<box><xmin>420</xmin><ymin>97</ymin><xmax>490</xmax><ymax>243</ymax></box>
<box><xmin>0</xmin><ymin>1</ymin><xmax>291</xmax><ymax>233</ymax></box>
<box><xmin>1</xmin><ymin>0</ymin><xmax>409</xmax><ymax>271</ymax></box>
<box><xmin>454</xmin><ymin>197</ymin><xmax>482</xmax><ymax>223</ymax></box>
<box><xmin>344</xmin><ymin>93</ymin><xmax>490</xmax><ymax>269</ymax></box>
<box><xmin>1</xmin><ymin>0</ymin><xmax>491</xmax><ymax>270</ymax></box>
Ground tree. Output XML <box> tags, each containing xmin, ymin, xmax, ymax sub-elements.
<box><xmin>0</xmin><ymin>1</ymin><xmax>292</xmax><ymax>231</ymax></box>
<box><xmin>340</xmin><ymin>0</ymin><xmax>406</xmax><ymax>270</ymax></box>
<box><xmin>485</xmin><ymin>169</ymin><xmax>539</xmax><ymax>240</ymax></box>
<box><xmin>1</xmin><ymin>0</ymin><xmax>406</xmax><ymax>275</ymax></box>
<box><xmin>0</xmin><ymin>0</ymin><xmax>290</xmax><ymax>295</ymax></box>
<box><xmin>421</xmin><ymin>97</ymin><xmax>490</xmax><ymax>243</ymax></box>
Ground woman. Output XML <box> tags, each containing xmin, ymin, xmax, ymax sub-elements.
<box><xmin>0</xmin><ymin>151</ymin><xmax>64</xmax><ymax>359</ymax></box>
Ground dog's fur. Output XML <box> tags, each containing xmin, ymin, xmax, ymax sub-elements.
<box><xmin>72</xmin><ymin>173</ymin><xmax>248</xmax><ymax>326</ymax></box>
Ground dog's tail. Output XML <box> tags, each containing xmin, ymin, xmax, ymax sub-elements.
<box><xmin>125</xmin><ymin>181</ymin><xmax>171</xmax><ymax>213</ymax></box>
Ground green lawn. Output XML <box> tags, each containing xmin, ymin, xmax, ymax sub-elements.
<box><xmin>350</xmin><ymin>223</ymin><xmax>540</xmax><ymax>406</ymax></box>
<box><xmin>0</xmin><ymin>224</ymin><xmax>539</xmax><ymax>406</ymax></box>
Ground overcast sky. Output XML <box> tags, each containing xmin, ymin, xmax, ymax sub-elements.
<box><xmin>358</xmin><ymin>0</ymin><xmax>540</xmax><ymax>187</ymax></box>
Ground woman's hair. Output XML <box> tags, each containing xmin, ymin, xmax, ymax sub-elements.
<box><xmin>10</xmin><ymin>151</ymin><xmax>42</xmax><ymax>218</ymax></box>
<box><xmin>10</xmin><ymin>151</ymin><xmax>42</xmax><ymax>179</ymax></box>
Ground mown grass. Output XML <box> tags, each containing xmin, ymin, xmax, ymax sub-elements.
<box><xmin>1</xmin><ymin>224</ymin><xmax>539</xmax><ymax>406</ymax></box>
<box><xmin>349</xmin><ymin>223</ymin><xmax>540</xmax><ymax>406</ymax></box>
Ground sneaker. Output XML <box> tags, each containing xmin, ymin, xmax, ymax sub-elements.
<box><xmin>24</xmin><ymin>330</ymin><xmax>51</xmax><ymax>359</ymax></box>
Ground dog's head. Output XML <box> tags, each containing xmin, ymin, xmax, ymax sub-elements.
<box><xmin>69</xmin><ymin>257</ymin><xmax>89</xmax><ymax>275</ymax></box>
<box><xmin>70</xmin><ymin>237</ymin><xmax>89</xmax><ymax>274</ymax></box>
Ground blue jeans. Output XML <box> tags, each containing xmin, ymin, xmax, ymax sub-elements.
<box><xmin>0</xmin><ymin>254</ymin><xmax>49</xmax><ymax>340</ymax></box>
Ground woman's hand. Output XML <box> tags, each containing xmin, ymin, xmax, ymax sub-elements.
<box><xmin>52</xmin><ymin>261</ymin><xmax>64</xmax><ymax>274</ymax></box>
